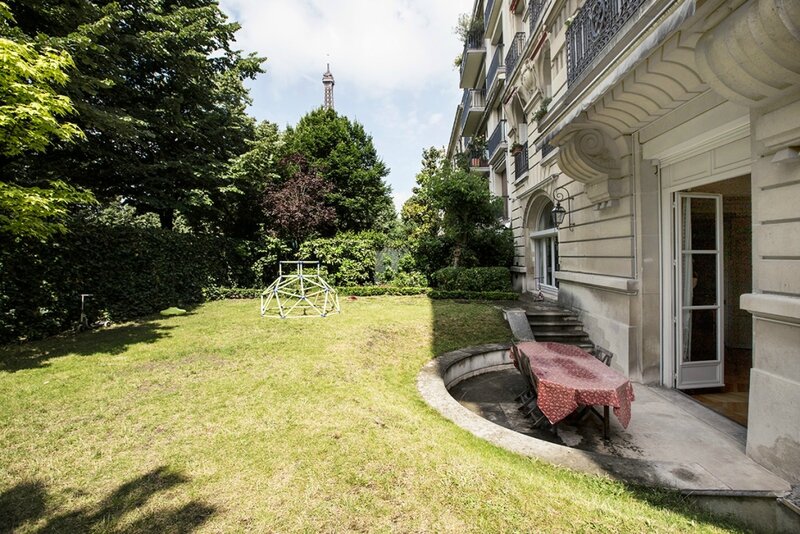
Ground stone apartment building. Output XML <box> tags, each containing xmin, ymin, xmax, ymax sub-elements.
<box><xmin>446</xmin><ymin>0</ymin><xmax>800</xmax><ymax>483</ymax></box>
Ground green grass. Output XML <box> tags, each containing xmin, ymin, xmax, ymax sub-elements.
<box><xmin>0</xmin><ymin>297</ymin><xmax>746</xmax><ymax>533</ymax></box>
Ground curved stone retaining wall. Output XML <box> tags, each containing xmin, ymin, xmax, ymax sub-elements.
<box><xmin>417</xmin><ymin>343</ymin><xmax>797</xmax><ymax>532</ymax></box>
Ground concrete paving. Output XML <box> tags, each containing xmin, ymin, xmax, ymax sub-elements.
<box><xmin>447</xmin><ymin>368</ymin><xmax>790</xmax><ymax>494</ymax></box>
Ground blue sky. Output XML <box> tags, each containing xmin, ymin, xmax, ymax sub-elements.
<box><xmin>219</xmin><ymin>0</ymin><xmax>473</xmax><ymax>213</ymax></box>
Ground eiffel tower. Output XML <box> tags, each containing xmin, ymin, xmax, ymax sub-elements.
<box><xmin>322</xmin><ymin>64</ymin><xmax>335</xmax><ymax>110</ymax></box>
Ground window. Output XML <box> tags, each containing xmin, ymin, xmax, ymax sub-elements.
<box><xmin>530</xmin><ymin>201</ymin><xmax>559</xmax><ymax>289</ymax></box>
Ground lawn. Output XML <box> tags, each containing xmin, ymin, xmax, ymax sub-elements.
<box><xmin>1</xmin><ymin>297</ymin><xmax>745</xmax><ymax>533</ymax></box>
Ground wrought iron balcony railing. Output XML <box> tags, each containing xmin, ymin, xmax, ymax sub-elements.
<box><xmin>459</xmin><ymin>88</ymin><xmax>486</xmax><ymax>133</ymax></box>
<box><xmin>566</xmin><ymin>0</ymin><xmax>647</xmax><ymax>86</ymax></box>
<box><xmin>541</xmin><ymin>140</ymin><xmax>555</xmax><ymax>158</ymax></box>
<box><xmin>459</xmin><ymin>31</ymin><xmax>485</xmax><ymax>79</ymax></box>
<box><xmin>485</xmin><ymin>45</ymin><xmax>505</xmax><ymax>94</ymax></box>
<box><xmin>504</xmin><ymin>32</ymin><xmax>526</xmax><ymax>80</ymax></box>
<box><xmin>514</xmin><ymin>142</ymin><xmax>529</xmax><ymax>180</ymax></box>
<box><xmin>488</xmin><ymin>120</ymin><xmax>506</xmax><ymax>160</ymax></box>
<box><xmin>469</xmin><ymin>153</ymin><xmax>490</xmax><ymax>169</ymax></box>
<box><xmin>528</xmin><ymin>0</ymin><xmax>544</xmax><ymax>39</ymax></box>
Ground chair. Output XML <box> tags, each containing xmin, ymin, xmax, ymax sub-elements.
<box><xmin>511</xmin><ymin>342</ymin><xmax>538</xmax><ymax>407</ymax></box>
<box><xmin>593</xmin><ymin>345</ymin><xmax>614</xmax><ymax>367</ymax></box>
<box><xmin>569</xmin><ymin>345</ymin><xmax>615</xmax><ymax>438</ymax></box>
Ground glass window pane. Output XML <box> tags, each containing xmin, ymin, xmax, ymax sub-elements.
<box><xmin>684</xmin><ymin>253</ymin><xmax>717</xmax><ymax>306</ymax></box>
<box><xmin>538</xmin><ymin>202</ymin><xmax>555</xmax><ymax>230</ymax></box>
<box><xmin>682</xmin><ymin>197</ymin><xmax>717</xmax><ymax>250</ymax></box>
<box><xmin>681</xmin><ymin>309</ymin><xmax>718</xmax><ymax>362</ymax></box>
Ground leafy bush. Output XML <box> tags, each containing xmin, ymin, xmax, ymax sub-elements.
<box><xmin>299</xmin><ymin>231</ymin><xmax>387</xmax><ymax>286</ymax></box>
<box><xmin>0</xmin><ymin>224</ymin><xmax>262</xmax><ymax>342</ymax></box>
<box><xmin>469</xmin><ymin>226</ymin><xmax>514</xmax><ymax>268</ymax></box>
<box><xmin>203</xmin><ymin>287</ymin><xmax>262</xmax><ymax>300</ymax></box>
<box><xmin>338</xmin><ymin>286</ymin><xmax>430</xmax><ymax>297</ymax></box>
<box><xmin>387</xmin><ymin>271</ymin><xmax>429</xmax><ymax>287</ymax></box>
<box><xmin>430</xmin><ymin>267</ymin><xmax>512</xmax><ymax>292</ymax></box>
<box><xmin>428</xmin><ymin>290</ymin><xmax>518</xmax><ymax>301</ymax></box>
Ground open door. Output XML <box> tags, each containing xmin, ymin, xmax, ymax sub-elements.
<box><xmin>674</xmin><ymin>193</ymin><xmax>724</xmax><ymax>389</ymax></box>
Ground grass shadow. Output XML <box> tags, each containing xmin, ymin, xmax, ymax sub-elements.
<box><xmin>0</xmin><ymin>480</ymin><xmax>47</xmax><ymax>533</ymax></box>
<box><xmin>0</xmin><ymin>319</ymin><xmax>177</xmax><ymax>373</ymax></box>
<box><xmin>0</xmin><ymin>467</ymin><xmax>215</xmax><ymax>534</ymax></box>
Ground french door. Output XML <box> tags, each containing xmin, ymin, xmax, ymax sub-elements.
<box><xmin>674</xmin><ymin>193</ymin><xmax>724</xmax><ymax>389</ymax></box>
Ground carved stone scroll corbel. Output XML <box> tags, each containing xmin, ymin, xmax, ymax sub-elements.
<box><xmin>695</xmin><ymin>0</ymin><xmax>800</xmax><ymax>109</ymax></box>
<box><xmin>552</xmin><ymin>123</ymin><xmax>630</xmax><ymax>204</ymax></box>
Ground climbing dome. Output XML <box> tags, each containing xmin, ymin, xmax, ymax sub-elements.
<box><xmin>261</xmin><ymin>261</ymin><xmax>340</xmax><ymax>318</ymax></box>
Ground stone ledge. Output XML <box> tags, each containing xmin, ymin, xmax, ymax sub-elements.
<box><xmin>741</xmin><ymin>293</ymin><xmax>800</xmax><ymax>324</ymax></box>
<box><xmin>556</xmin><ymin>271</ymin><xmax>639</xmax><ymax>295</ymax></box>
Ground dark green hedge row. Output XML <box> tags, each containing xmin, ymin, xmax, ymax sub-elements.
<box><xmin>203</xmin><ymin>286</ymin><xmax>517</xmax><ymax>301</ymax></box>
<box><xmin>428</xmin><ymin>290</ymin><xmax>518</xmax><ymax>301</ymax></box>
<box><xmin>430</xmin><ymin>267</ymin><xmax>512</xmax><ymax>292</ymax></box>
<box><xmin>338</xmin><ymin>286</ymin><xmax>430</xmax><ymax>296</ymax></box>
<box><xmin>203</xmin><ymin>287</ymin><xmax>263</xmax><ymax>300</ymax></box>
<box><xmin>0</xmin><ymin>225</ymin><xmax>260</xmax><ymax>342</ymax></box>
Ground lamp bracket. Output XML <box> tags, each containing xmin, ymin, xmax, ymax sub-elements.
<box><xmin>552</xmin><ymin>184</ymin><xmax>575</xmax><ymax>231</ymax></box>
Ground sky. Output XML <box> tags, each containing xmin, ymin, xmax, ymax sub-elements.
<box><xmin>219</xmin><ymin>0</ymin><xmax>474</xmax><ymax>213</ymax></box>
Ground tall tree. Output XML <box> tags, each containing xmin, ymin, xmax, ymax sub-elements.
<box><xmin>0</xmin><ymin>2</ymin><xmax>93</xmax><ymax>239</ymax></box>
<box><xmin>221</xmin><ymin>120</ymin><xmax>282</xmax><ymax>239</ymax></box>
<box><xmin>262</xmin><ymin>155</ymin><xmax>335</xmax><ymax>247</ymax></box>
<box><xmin>402</xmin><ymin>147</ymin><xmax>511</xmax><ymax>270</ymax></box>
<box><xmin>4</xmin><ymin>0</ymin><xmax>264</xmax><ymax>230</ymax></box>
<box><xmin>283</xmin><ymin>108</ymin><xmax>395</xmax><ymax>233</ymax></box>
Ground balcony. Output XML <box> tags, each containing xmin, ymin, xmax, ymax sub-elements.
<box><xmin>488</xmin><ymin>120</ymin><xmax>507</xmax><ymax>163</ymax></box>
<box><xmin>459</xmin><ymin>32</ymin><xmax>486</xmax><ymax>89</ymax></box>
<box><xmin>513</xmin><ymin>142</ymin><xmax>529</xmax><ymax>180</ymax></box>
<box><xmin>484</xmin><ymin>0</ymin><xmax>501</xmax><ymax>38</ymax></box>
<box><xmin>504</xmin><ymin>32</ymin><xmax>526</xmax><ymax>80</ymax></box>
<box><xmin>528</xmin><ymin>0</ymin><xmax>544</xmax><ymax>39</ymax></box>
<box><xmin>469</xmin><ymin>153</ymin><xmax>490</xmax><ymax>175</ymax></box>
<box><xmin>485</xmin><ymin>45</ymin><xmax>505</xmax><ymax>97</ymax></box>
<box><xmin>566</xmin><ymin>0</ymin><xmax>648</xmax><ymax>86</ymax></box>
<box><xmin>459</xmin><ymin>88</ymin><xmax>486</xmax><ymax>137</ymax></box>
<box><xmin>446</xmin><ymin>105</ymin><xmax>464</xmax><ymax>159</ymax></box>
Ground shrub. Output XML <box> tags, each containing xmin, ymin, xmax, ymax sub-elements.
<box><xmin>338</xmin><ymin>286</ymin><xmax>430</xmax><ymax>297</ymax></box>
<box><xmin>203</xmin><ymin>287</ymin><xmax>262</xmax><ymax>300</ymax></box>
<box><xmin>429</xmin><ymin>290</ymin><xmax>518</xmax><ymax>301</ymax></box>
<box><xmin>299</xmin><ymin>231</ymin><xmax>386</xmax><ymax>286</ymax></box>
<box><xmin>0</xmin><ymin>224</ymin><xmax>260</xmax><ymax>342</ymax></box>
<box><xmin>430</xmin><ymin>266</ymin><xmax>512</xmax><ymax>292</ymax></box>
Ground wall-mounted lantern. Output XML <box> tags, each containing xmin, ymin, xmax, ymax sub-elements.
<box><xmin>551</xmin><ymin>184</ymin><xmax>574</xmax><ymax>231</ymax></box>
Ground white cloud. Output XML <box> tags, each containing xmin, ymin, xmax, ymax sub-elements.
<box><xmin>221</xmin><ymin>0</ymin><xmax>473</xmax><ymax>96</ymax></box>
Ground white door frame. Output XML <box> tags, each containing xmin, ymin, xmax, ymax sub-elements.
<box><xmin>659</xmin><ymin>171</ymin><xmax>746</xmax><ymax>387</ymax></box>
<box><xmin>674</xmin><ymin>192</ymin><xmax>725</xmax><ymax>388</ymax></box>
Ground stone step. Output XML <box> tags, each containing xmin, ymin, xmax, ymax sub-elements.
<box><xmin>525</xmin><ymin>309</ymin><xmax>575</xmax><ymax>318</ymax></box>
<box><xmin>532</xmin><ymin>329</ymin><xmax>592</xmax><ymax>340</ymax></box>
<box><xmin>529</xmin><ymin>319</ymin><xmax>584</xmax><ymax>329</ymax></box>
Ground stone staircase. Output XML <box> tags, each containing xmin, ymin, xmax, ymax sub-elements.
<box><xmin>524</xmin><ymin>303</ymin><xmax>594</xmax><ymax>352</ymax></box>
<box><xmin>501</xmin><ymin>294</ymin><xmax>598</xmax><ymax>353</ymax></box>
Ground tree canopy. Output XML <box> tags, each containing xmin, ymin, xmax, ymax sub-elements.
<box><xmin>3</xmin><ymin>0</ymin><xmax>264</xmax><ymax>230</ymax></box>
<box><xmin>0</xmin><ymin>2</ymin><xmax>93</xmax><ymax>239</ymax></box>
<box><xmin>402</xmin><ymin>147</ymin><xmax>512</xmax><ymax>270</ymax></box>
<box><xmin>284</xmin><ymin>108</ymin><xmax>395</xmax><ymax>234</ymax></box>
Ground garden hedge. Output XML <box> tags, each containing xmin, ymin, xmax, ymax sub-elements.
<box><xmin>0</xmin><ymin>224</ymin><xmax>260</xmax><ymax>342</ymax></box>
<box><xmin>428</xmin><ymin>290</ymin><xmax>518</xmax><ymax>301</ymax></box>
<box><xmin>430</xmin><ymin>266</ymin><xmax>512</xmax><ymax>292</ymax></box>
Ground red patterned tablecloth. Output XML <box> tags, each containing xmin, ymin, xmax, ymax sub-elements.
<box><xmin>516</xmin><ymin>341</ymin><xmax>635</xmax><ymax>428</ymax></box>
